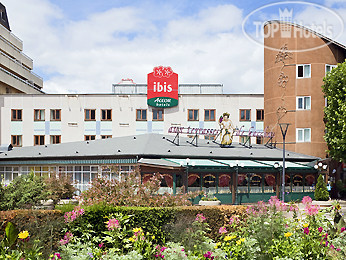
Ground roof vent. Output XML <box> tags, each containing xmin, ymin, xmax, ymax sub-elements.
<box><xmin>168</xmin><ymin>150</ymin><xmax>171</xmax><ymax>152</ymax></box>
<box><xmin>250</xmin><ymin>152</ymin><xmax>253</xmax><ymax>155</ymax></box>
<box><xmin>207</xmin><ymin>141</ymin><xmax>210</xmax><ymax>144</ymax></box>
<box><xmin>118</xmin><ymin>149</ymin><xmax>121</xmax><ymax>152</ymax></box>
<box><xmin>45</xmin><ymin>145</ymin><xmax>47</xmax><ymax>148</ymax></box>
<box><xmin>86</xmin><ymin>141</ymin><xmax>89</xmax><ymax>144</ymax></box>
<box><xmin>76</xmin><ymin>151</ymin><xmax>78</xmax><ymax>153</ymax></box>
<box><xmin>162</xmin><ymin>136</ymin><xmax>165</xmax><ymax>139</ymax></box>
<box><xmin>210</xmin><ymin>151</ymin><xmax>213</xmax><ymax>154</ymax></box>
<box><xmin>8</xmin><ymin>144</ymin><xmax>13</xmax><ymax>151</ymax></box>
<box><xmin>134</xmin><ymin>136</ymin><xmax>136</xmax><ymax>139</ymax></box>
<box><xmin>38</xmin><ymin>152</ymin><xmax>41</xmax><ymax>155</ymax></box>
<box><xmin>4</xmin><ymin>153</ymin><xmax>7</xmax><ymax>156</ymax></box>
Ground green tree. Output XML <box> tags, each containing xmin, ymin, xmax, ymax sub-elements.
<box><xmin>314</xmin><ymin>174</ymin><xmax>329</xmax><ymax>201</ymax></box>
<box><xmin>322</xmin><ymin>61</ymin><xmax>346</xmax><ymax>162</ymax></box>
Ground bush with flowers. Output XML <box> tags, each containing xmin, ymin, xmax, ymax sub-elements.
<box><xmin>215</xmin><ymin>196</ymin><xmax>346</xmax><ymax>259</ymax></box>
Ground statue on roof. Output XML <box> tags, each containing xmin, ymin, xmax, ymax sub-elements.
<box><xmin>219</xmin><ymin>112</ymin><xmax>234</xmax><ymax>146</ymax></box>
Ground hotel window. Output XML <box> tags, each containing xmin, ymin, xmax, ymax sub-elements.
<box><xmin>297</xmin><ymin>96</ymin><xmax>311</xmax><ymax>110</ymax></box>
<box><xmin>11</xmin><ymin>109</ymin><xmax>22</xmax><ymax>121</ymax></box>
<box><xmin>296</xmin><ymin>128</ymin><xmax>311</xmax><ymax>142</ymax></box>
<box><xmin>204</xmin><ymin>109</ymin><xmax>215</xmax><ymax>121</ymax></box>
<box><xmin>240</xmin><ymin>109</ymin><xmax>251</xmax><ymax>121</ymax></box>
<box><xmin>11</xmin><ymin>135</ymin><xmax>22</xmax><ymax>147</ymax></box>
<box><xmin>136</xmin><ymin>109</ymin><xmax>147</xmax><ymax>121</ymax></box>
<box><xmin>34</xmin><ymin>135</ymin><xmax>45</xmax><ymax>146</ymax></box>
<box><xmin>34</xmin><ymin>109</ymin><xmax>45</xmax><ymax>121</ymax></box>
<box><xmin>85</xmin><ymin>135</ymin><xmax>96</xmax><ymax>141</ymax></box>
<box><xmin>101</xmin><ymin>109</ymin><xmax>112</xmax><ymax>121</ymax></box>
<box><xmin>256</xmin><ymin>136</ymin><xmax>263</xmax><ymax>144</ymax></box>
<box><xmin>152</xmin><ymin>109</ymin><xmax>164</xmax><ymax>121</ymax></box>
<box><xmin>188</xmin><ymin>109</ymin><xmax>199</xmax><ymax>121</ymax></box>
<box><xmin>50</xmin><ymin>109</ymin><xmax>61</xmax><ymax>121</ymax></box>
<box><xmin>325</xmin><ymin>64</ymin><xmax>337</xmax><ymax>75</ymax></box>
<box><xmin>101</xmin><ymin>135</ymin><xmax>112</xmax><ymax>139</ymax></box>
<box><xmin>296</xmin><ymin>64</ymin><xmax>311</xmax><ymax>78</ymax></box>
<box><xmin>256</xmin><ymin>109</ymin><xmax>264</xmax><ymax>121</ymax></box>
<box><xmin>85</xmin><ymin>109</ymin><xmax>96</xmax><ymax>121</ymax></box>
<box><xmin>50</xmin><ymin>135</ymin><xmax>61</xmax><ymax>144</ymax></box>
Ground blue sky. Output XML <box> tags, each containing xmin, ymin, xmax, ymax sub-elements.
<box><xmin>2</xmin><ymin>0</ymin><xmax>346</xmax><ymax>94</ymax></box>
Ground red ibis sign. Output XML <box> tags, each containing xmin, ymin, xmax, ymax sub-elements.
<box><xmin>147</xmin><ymin>66</ymin><xmax>178</xmax><ymax>107</ymax></box>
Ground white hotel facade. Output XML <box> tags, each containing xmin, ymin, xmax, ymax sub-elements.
<box><xmin>0</xmin><ymin>82</ymin><xmax>264</xmax><ymax>148</ymax></box>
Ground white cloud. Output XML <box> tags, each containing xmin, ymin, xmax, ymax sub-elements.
<box><xmin>2</xmin><ymin>0</ymin><xmax>264</xmax><ymax>94</ymax></box>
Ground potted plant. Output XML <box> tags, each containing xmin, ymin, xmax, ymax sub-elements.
<box><xmin>198</xmin><ymin>192</ymin><xmax>221</xmax><ymax>206</ymax></box>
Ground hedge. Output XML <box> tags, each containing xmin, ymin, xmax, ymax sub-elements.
<box><xmin>0</xmin><ymin>210</ymin><xmax>65</xmax><ymax>257</ymax></box>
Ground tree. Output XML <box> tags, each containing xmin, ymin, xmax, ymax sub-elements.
<box><xmin>314</xmin><ymin>174</ymin><xmax>329</xmax><ymax>201</ymax></box>
<box><xmin>322</xmin><ymin>61</ymin><xmax>346</xmax><ymax>162</ymax></box>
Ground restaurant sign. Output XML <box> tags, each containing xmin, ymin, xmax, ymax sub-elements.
<box><xmin>147</xmin><ymin>66</ymin><xmax>178</xmax><ymax>108</ymax></box>
<box><xmin>168</xmin><ymin>126</ymin><xmax>275</xmax><ymax>138</ymax></box>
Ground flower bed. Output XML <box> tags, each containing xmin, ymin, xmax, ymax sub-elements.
<box><xmin>1</xmin><ymin>197</ymin><xmax>345</xmax><ymax>259</ymax></box>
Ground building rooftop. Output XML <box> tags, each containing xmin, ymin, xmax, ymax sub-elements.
<box><xmin>0</xmin><ymin>133</ymin><xmax>318</xmax><ymax>163</ymax></box>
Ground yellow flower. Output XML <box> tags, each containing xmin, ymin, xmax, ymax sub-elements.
<box><xmin>129</xmin><ymin>237</ymin><xmax>135</xmax><ymax>242</ymax></box>
<box><xmin>133</xmin><ymin>227</ymin><xmax>143</xmax><ymax>233</ymax></box>
<box><xmin>236</xmin><ymin>240</ymin><xmax>242</xmax><ymax>245</ymax></box>
<box><xmin>284</xmin><ymin>232</ymin><xmax>293</xmax><ymax>238</ymax></box>
<box><xmin>224</xmin><ymin>235</ymin><xmax>236</xmax><ymax>241</ymax></box>
<box><xmin>226</xmin><ymin>242</ymin><xmax>230</xmax><ymax>245</ymax></box>
<box><xmin>297</xmin><ymin>219</ymin><xmax>301</xmax><ymax>222</ymax></box>
<box><xmin>152</xmin><ymin>236</ymin><xmax>155</xmax><ymax>239</ymax></box>
<box><xmin>18</xmin><ymin>230</ymin><xmax>29</xmax><ymax>239</ymax></box>
<box><xmin>336</xmin><ymin>204</ymin><xmax>341</xmax><ymax>210</ymax></box>
<box><xmin>214</xmin><ymin>242</ymin><xmax>221</xmax><ymax>249</ymax></box>
<box><xmin>240</xmin><ymin>238</ymin><xmax>245</xmax><ymax>242</ymax></box>
<box><xmin>303</xmin><ymin>223</ymin><xmax>309</xmax><ymax>228</ymax></box>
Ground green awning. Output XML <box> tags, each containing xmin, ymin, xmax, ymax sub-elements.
<box><xmin>0</xmin><ymin>159</ymin><xmax>137</xmax><ymax>165</ymax></box>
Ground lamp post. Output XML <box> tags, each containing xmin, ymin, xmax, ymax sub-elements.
<box><xmin>180</xmin><ymin>158</ymin><xmax>195</xmax><ymax>193</ymax></box>
<box><xmin>230</xmin><ymin>160</ymin><xmax>244</xmax><ymax>205</ymax></box>
<box><xmin>314</xmin><ymin>162</ymin><xmax>328</xmax><ymax>180</ymax></box>
<box><xmin>274</xmin><ymin>161</ymin><xmax>287</xmax><ymax>200</ymax></box>
<box><xmin>279</xmin><ymin>123</ymin><xmax>290</xmax><ymax>202</ymax></box>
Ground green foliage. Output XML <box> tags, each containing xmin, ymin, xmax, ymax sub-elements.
<box><xmin>322</xmin><ymin>61</ymin><xmax>346</xmax><ymax>162</ymax></box>
<box><xmin>0</xmin><ymin>173</ymin><xmax>47</xmax><ymax>210</ymax></box>
<box><xmin>315</xmin><ymin>174</ymin><xmax>329</xmax><ymax>201</ymax></box>
<box><xmin>44</xmin><ymin>175</ymin><xmax>78</xmax><ymax>205</ymax></box>
<box><xmin>2</xmin><ymin>222</ymin><xmax>19</xmax><ymax>249</ymax></box>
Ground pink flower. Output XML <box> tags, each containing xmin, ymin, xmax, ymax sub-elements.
<box><xmin>305</xmin><ymin>204</ymin><xmax>319</xmax><ymax>216</ymax></box>
<box><xmin>229</xmin><ymin>216</ymin><xmax>240</xmax><ymax>225</ymax></box>
<box><xmin>336</xmin><ymin>248</ymin><xmax>341</xmax><ymax>251</ymax></box>
<box><xmin>219</xmin><ymin>227</ymin><xmax>227</xmax><ymax>234</ymax></box>
<box><xmin>302</xmin><ymin>196</ymin><xmax>312</xmax><ymax>205</ymax></box>
<box><xmin>59</xmin><ymin>231</ymin><xmax>73</xmax><ymax>246</ymax></box>
<box><xmin>289</xmin><ymin>205</ymin><xmax>298</xmax><ymax>212</ymax></box>
<box><xmin>203</xmin><ymin>251</ymin><xmax>214</xmax><ymax>259</ymax></box>
<box><xmin>195</xmin><ymin>213</ymin><xmax>206</xmax><ymax>222</ymax></box>
<box><xmin>303</xmin><ymin>227</ymin><xmax>309</xmax><ymax>235</ymax></box>
<box><xmin>107</xmin><ymin>218</ymin><xmax>120</xmax><ymax>231</ymax></box>
<box><xmin>318</xmin><ymin>227</ymin><xmax>323</xmax><ymax>233</ymax></box>
<box><xmin>330</xmin><ymin>244</ymin><xmax>335</xmax><ymax>249</ymax></box>
<box><xmin>341</xmin><ymin>227</ymin><xmax>345</xmax><ymax>233</ymax></box>
<box><xmin>99</xmin><ymin>242</ymin><xmax>104</xmax><ymax>248</ymax></box>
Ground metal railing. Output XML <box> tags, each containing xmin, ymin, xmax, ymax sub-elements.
<box><xmin>0</xmin><ymin>49</ymin><xmax>42</xmax><ymax>80</ymax></box>
<box><xmin>0</xmin><ymin>66</ymin><xmax>44</xmax><ymax>93</ymax></box>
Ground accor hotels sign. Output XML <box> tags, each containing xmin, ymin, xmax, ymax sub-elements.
<box><xmin>147</xmin><ymin>66</ymin><xmax>178</xmax><ymax>108</ymax></box>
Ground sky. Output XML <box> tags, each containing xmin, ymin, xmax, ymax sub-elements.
<box><xmin>2</xmin><ymin>0</ymin><xmax>346</xmax><ymax>94</ymax></box>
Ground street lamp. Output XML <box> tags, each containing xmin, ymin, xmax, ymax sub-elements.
<box><xmin>180</xmin><ymin>158</ymin><xmax>195</xmax><ymax>193</ymax></box>
<box><xmin>314</xmin><ymin>162</ymin><xmax>328</xmax><ymax>182</ymax></box>
<box><xmin>274</xmin><ymin>161</ymin><xmax>287</xmax><ymax>200</ymax></box>
<box><xmin>279</xmin><ymin>123</ymin><xmax>290</xmax><ymax>202</ymax></box>
<box><xmin>229</xmin><ymin>160</ymin><xmax>244</xmax><ymax>205</ymax></box>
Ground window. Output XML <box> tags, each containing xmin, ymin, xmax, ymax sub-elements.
<box><xmin>204</xmin><ymin>109</ymin><xmax>215</xmax><ymax>121</ymax></box>
<box><xmin>188</xmin><ymin>109</ymin><xmax>199</xmax><ymax>121</ymax></box>
<box><xmin>256</xmin><ymin>136</ymin><xmax>263</xmax><ymax>144</ymax></box>
<box><xmin>101</xmin><ymin>135</ymin><xmax>112</xmax><ymax>139</ymax></box>
<box><xmin>296</xmin><ymin>128</ymin><xmax>311</xmax><ymax>142</ymax></box>
<box><xmin>152</xmin><ymin>109</ymin><xmax>164</xmax><ymax>121</ymax></box>
<box><xmin>34</xmin><ymin>135</ymin><xmax>45</xmax><ymax>146</ymax></box>
<box><xmin>50</xmin><ymin>135</ymin><xmax>61</xmax><ymax>144</ymax></box>
<box><xmin>50</xmin><ymin>109</ymin><xmax>61</xmax><ymax>121</ymax></box>
<box><xmin>11</xmin><ymin>135</ymin><xmax>22</xmax><ymax>147</ymax></box>
<box><xmin>34</xmin><ymin>109</ymin><xmax>45</xmax><ymax>121</ymax></box>
<box><xmin>296</xmin><ymin>64</ymin><xmax>311</xmax><ymax>78</ymax></box>
<box><xmin>85</xmin><ymin>135</ymin><xmax>96</xmax><ymax>141</ymax></box>
<box><xmin>240</xmin><ymin>109</ymin><xmax>251</xmax><ymax>121</ymax></box>
<box><xmin>326</xmin><ymin>64</ymin><xmax>337</xmax><ymax>75</ymax></box>
<box><xmin>297</xmin><ymin>96</ymin><xmax>311</xmax><ymax>110</ymax></box>
<box><xmin>101</xmin><ymin>109</ymin><xmax>112</xmax><ymax>121</ymax></box>
<box><xmin>85</xmin><ymin>109</ymin><xmax>96</xmax><ymax>121</ymax></box>
<box><xmin>256</xmin><ymin>109</ymin><xmax>264</xmax><ymax>121</ymax></box>
<box><xmin>11</xmin><ymin>109</ymin><xmax>22</xmax><ymax>121</ymax></box>
<box><xmin>136</xmin><ymin>109</ymin><xmax>147</xmax><ymax>121</ymax></box>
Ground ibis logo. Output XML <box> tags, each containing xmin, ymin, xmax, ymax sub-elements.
<box><xmin>147</xmin><ymin>66</ymin><xmax>178</xmax><ymax>108</ymax></box>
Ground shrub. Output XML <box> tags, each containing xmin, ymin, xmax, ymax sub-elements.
<box><xmin>0</xmin><ymin>209</ymin><xmax>65</xmax><ymax>258</ymax></box>
<box><xmin>315</xmin><ymin>174</ymin><xmax>329</xmax><ymax>201</ymax></box>
<box><xmin>44</xmin><ymin>175</ymin><xmax>78</xmax><ymax>205</ymax></box>
<box><xmin>80</xmin><ymin>170</ymin><xmax>201</xmax><ymax>207</ymax></box>
<box><xmin>0</xmin><ymin>172</ymin><xmax>47</xmax><ymax>210</ymax></box>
